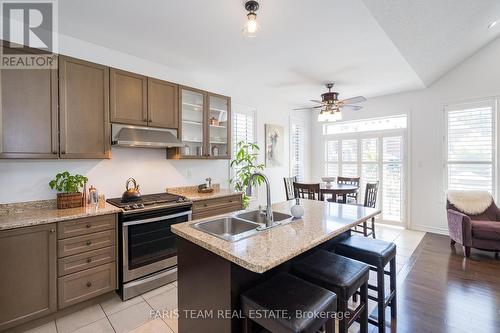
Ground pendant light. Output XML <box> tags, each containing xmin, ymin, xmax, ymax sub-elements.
<box><xmin>242</xmin><ymin>1</ymin><xmax>261</xmax><ymax>38</ymax></box>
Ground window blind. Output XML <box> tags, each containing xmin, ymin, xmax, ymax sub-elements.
<box><xmin>290</xmin><ymin>118</ymin><xmax>305</xmax><ymax>181</ymax></box>
<box><xmin>446</xmin><ymin>101</ymin><xmax>496</xmax><ymax>193</ymax></box>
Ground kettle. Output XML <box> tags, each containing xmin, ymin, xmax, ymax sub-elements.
<box><xmin>121</xmin><ymin>178</ymin><xmax>141</xmax><ymax>202</ymax></box>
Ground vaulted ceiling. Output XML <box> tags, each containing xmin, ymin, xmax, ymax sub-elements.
<box><xmin>58</xmin><ymin>0</ymin><xmax>500</xmax><ymax>108</ymax></box>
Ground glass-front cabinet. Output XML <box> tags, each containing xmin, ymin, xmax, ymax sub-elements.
<box><xmin>168</xmin><ymin>87</ymin><xmax>231</xmax><ymax>159</ymax></box>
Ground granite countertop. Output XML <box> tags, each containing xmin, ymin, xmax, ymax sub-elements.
<box><xmin>0</xmin><ymin>200</ymin><xmax>122</xmax><ymax>231</ymax></box>
<box><xmin>172</xmin><ymin>199</ymin><xmax>381</xmax><ymax>273</ymax></box>
<box><xmin>166</xmin><ymin>184</ymin><xmax>243</xmax><ymax>202</ymax></box>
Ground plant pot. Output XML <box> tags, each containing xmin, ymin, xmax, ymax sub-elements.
<box><xmin>57</xmin><ymin>192</ymin><xmax>83</xmax><ymax>209</ymax></box>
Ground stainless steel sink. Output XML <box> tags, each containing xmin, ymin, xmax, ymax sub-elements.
<box><xmin>234</xmin><ymin>210</ymin><xmax>293</xmax><ymax>225</ymax></box>
<box><xmin>191</xmin><ymin>217</ymin><xmax>260</xmax><ymax>242</ymax></box>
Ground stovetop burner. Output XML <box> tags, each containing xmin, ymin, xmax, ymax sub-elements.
<box><xmin>107</xmin><ymin>192</ymin><xmax>190</xmax><ymax>212</ymax></box>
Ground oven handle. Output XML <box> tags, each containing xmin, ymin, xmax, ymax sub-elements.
<box><xmin>122</xmin><ymin>210</ymin><xmax>192</xmax><ymax>227</ymax></box>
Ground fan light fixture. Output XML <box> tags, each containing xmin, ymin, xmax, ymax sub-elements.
<box><xmin>318</xmin><ymin>106</ymin><xmax>342</xmax><ymax>122</ymax></box>
<box><xmin>243</xmin><ymin>1</ymin><xmax>261</xmax><ymax>38</ymax></box>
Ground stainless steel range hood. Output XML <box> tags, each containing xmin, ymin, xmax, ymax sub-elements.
<box><xmin>111</xmin><ymin>124</ymin><xmax>186</xmax><ymax>148</ymax></box>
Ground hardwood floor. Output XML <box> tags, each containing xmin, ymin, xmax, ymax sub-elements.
<box><xmin>391</xmin><ymin>233</ymin><xmax>500</xmax><ymax>333</ymax></box>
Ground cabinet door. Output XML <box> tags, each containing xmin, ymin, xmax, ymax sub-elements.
<box><xmin>207</xmin><ymin>94</ymin><xmax>231</xmax><ymax>159</ymax></box>
<box><xmin>179</xmin><ymin>87</ymin><xmax>206</xmax><ymax>158</ymax></box>
<box><xmin>0</xmin><ymin>48</ymin><xmax>58</xmax><ymax>158</ymax></box>
<box><xmin>148</xmin><ymin>78</ymin><xmax>178</xmax><ymax>129</ymax></box>
<box><xmin>0</xmin><ymin>224</ymin><xmax>57</xmax><ymax>331</ymax></box>
<box><xmin>110</xmin><ymin>69</ymin><xmax>148</xmax><ymax>126</ymax></box>
<box><xmin>59</xmin><ymin>56</ymin><xmax>111</xmax><ymax>159</ymax></box>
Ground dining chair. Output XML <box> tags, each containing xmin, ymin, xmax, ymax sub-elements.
<box><xmin>283</xmin><ymin>176</ymin><xmax>297</xmax><ymax>201</ymax></box>
<box><xmin>337</xmin><ymin>176</ymin><xmax>360</xmax><ymax>203</ymax></box>
<box><xmin>352</xmin><ymin>182</ymin><xmax>379</xmax><ymax>238</ymax></box>
<box><xmin>293</xmin><ymin>182</ymin><xmax>321</xmax><ymax>201</ymax></box>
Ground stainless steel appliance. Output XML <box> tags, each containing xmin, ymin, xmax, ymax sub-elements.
<box><xmin>107</xmin><ymin>193</ymin><xmax>192</xmax><ymax>300</ymax></box>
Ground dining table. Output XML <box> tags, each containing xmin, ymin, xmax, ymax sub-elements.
<box><xmin>320</xmin><ymin>183</ymin><xmax>359</xmax><ymax>202</ymax></box>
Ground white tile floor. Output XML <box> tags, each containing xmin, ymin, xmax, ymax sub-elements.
<box><xmin>23</xmin><ymin>225</ymin><xmax>425</xmax><ymax>333</ymax></box>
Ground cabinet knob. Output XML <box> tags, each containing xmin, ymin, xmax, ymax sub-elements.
<box><xmin>50</xmin><ymin>229</ymin><xmax>56</xmax><ymax>233</ymax></box>
<box><xmin>86</xmin><ymin>281</ymin><xmax>92</xmax><ymax>288</ymax></box>
<box><xmin>204</xmin><ymin>203</ymin><xmax>208</xmax><ymax>207</ymax></box>
<box><xmin>86</xmin><ymin>224</ymin><xmax>91</xmax><ymax>229</ymax></box>
<box><xmin>87</xmin><ymin>258</ymin><xmax>92</xmax><ymax>263</ymax></box>
<box><xmin>86</xmin><ymin>240</ymin><xmax>92</xmax><ymax>246</ymax></box>
<box><xmin>143</xmin><ymin>118</ymin><xmax>148</xmax><ymax>122</ymax></box>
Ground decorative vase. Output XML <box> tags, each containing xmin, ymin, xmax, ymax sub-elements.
<box><xmin>290</xmin><ymin>199</ymin><xmax>304</xmax><ymax>218</ymax></box>
<box><xmin>57</xmin><ymin>192</ymin><xmax>83</xmax><ymax>209</ymax></box>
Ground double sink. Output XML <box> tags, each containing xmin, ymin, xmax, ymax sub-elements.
<box><xmin>192</xmin><ymin>210</ymin><xmax>294</xmax><ymax>242</ymax></box>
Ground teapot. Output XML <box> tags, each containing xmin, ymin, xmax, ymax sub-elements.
<box><xmin>121</xmin><ymin>178</ymin><xmax>141</xmax><ymax>202</ymax></box>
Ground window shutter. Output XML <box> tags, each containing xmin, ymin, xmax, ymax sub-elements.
<box><xmin>290</xmin><ymin>118</ymin><xmax>305</xmax><ymax>181</ymax></box>
<box><xmin>446</xmin><ymin>101</ymin><xmax>495</xmax><ymax>193</ymax></box>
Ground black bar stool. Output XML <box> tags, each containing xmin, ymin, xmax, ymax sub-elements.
<box><xmin>241</xmin><ymin>272</ymin><xmax>337</xmax><ymax>333</ymax></box>
<box><xmin>333</xmin><ymin>235</ymin><xmax>397</xmax><ymax>333</ymax></box>
<box><xmin>291</xmin><ymin>250</ymin><xmax>370</xmax><ymax>333</ymax></box>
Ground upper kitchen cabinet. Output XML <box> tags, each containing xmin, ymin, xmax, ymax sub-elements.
<box><xmin>59</xmin><ymin>56</ymin><xmax>111</xmax><ymax>159</ymax></box>
<box><xmin>167</xmin><ymin>87</ymin><xmax>231</xmax><ymax>159</ymax></box>
<box><xmin>208</xmin><ymin>93</ymin><xmax>231</xmax><ymax>159</ymax></box>
<box><xmin>147</xmin><ymin>78</ymin><xmax>179</xmax><ymax>129</ymax></box>
<box><xmin>0</xmin><ymin>47</ymin><xmax>58</xmax><ymax>159</ymax></box>
<box><xmin>110</xmin><ymin>69</ymin><xmax>148</xmax><ymax>126</ymax></box>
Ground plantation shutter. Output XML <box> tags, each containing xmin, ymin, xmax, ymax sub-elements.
<box><xmin>446</xmin><ymin>101</ymin><xmax>495</xmax><ymax>193</ymax></box>
<box><xmin>290</xmin><ymin>118</ymin><xmax>305</xmax><ymax>181</ymax></box>
<box><xmin>232</xmin><ymin>109</ymin><xmax>255</xmax><ymax>158</ymax></box>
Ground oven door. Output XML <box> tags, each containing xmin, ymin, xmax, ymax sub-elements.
<box><xmin>122</xmin><ymin>210</ymin><xmax>191</xmax><ymax>283</ymax></box>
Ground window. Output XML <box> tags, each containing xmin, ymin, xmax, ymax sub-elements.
<box><xmin>322</xmin><ymin>115</ymin><xmax>407</xmax><ymax>223</ymax></box>
<box><xmin>445</xmin><ymin>100</ymin><xmax>496</xmax><ymax>193</ymax></box>
<box><xmin>232</xmin><ymin>106</ymin><xmax>256</xmax><ymax>156</ymax></box>
<box><xmin>290</xmin><ymin>117</ymin><xmax>305</xmax><ymax>181</ymax></box>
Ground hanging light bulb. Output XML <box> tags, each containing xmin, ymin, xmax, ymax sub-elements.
<box><xmin>242</xmin><ymin>1</ymin><xmax>261</xmax><ymax>38</ymax></box>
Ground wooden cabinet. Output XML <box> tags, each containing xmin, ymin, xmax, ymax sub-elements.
<box><xmin>110</xmin><ymin>69</ymin><xmax>148</xmax><ymax>126</ymax></box>
<box><xmin>0</xmin><ymin>47</ymin><xmax>58</xmax><ymax>158</ymax></box>
<box><xmin>148</xmin><ymin>78</ymin><xmax>178</xmax><ymax>129</ymax></box>
<box><xmin>0</xmin><ymin>224</ymin><xmax>57</xmax><ymax>331</ymax></box>
<box><xmin>192</xmin><ymin>194</ymin><xmax>242</xmax><ymax>220</ymax></box>
<box><xmin>59</xmin><ymin>56</ymin><xmax>111</xmax><ymax>159</ymax></box>
<box><xmin>167</xmin><ymin>87</ymin><xmax>231</xmax><ymax>159</ymax></box>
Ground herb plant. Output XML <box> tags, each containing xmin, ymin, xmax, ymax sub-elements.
<box><xmin>49</xmin><ymin>171</ymin><xmax>88</xmax><ymax>194</ymax></box>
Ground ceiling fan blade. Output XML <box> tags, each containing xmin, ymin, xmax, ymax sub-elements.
<box><xmin>340</xmin><ymin>105</ymin><xmax>363</xmax><ymax>111</ymax></box>
<box><xmin>309</xmin><ymin>99</ymin><xmax>324</xmax><ymax>104</ymax></box>
<box><xmin>292</xmin><ymin>105</ymin><xmax>323</xmax><ymax>111</ymax></box>
<box><xmin>340</xmin><ymin>96</ymin><xmax>367</xmax><ymax>105</ymax></box>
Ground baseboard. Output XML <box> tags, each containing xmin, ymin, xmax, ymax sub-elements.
<box><xmin>410</xmin><ymin>224</ymin><xmax>449</xmax><ymax>236</ymax></box>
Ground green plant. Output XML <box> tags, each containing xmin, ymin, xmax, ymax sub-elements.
<box><xmin>49</xmin><ymin>171</ymin><xmax>88</xmax><ymax>194</ymax></box>
<box><xmin>230</xmin><ymin>141</ymin><xmax>265</xmax><ymax>208</ymax></box>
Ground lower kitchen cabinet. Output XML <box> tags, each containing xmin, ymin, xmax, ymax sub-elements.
<box><xmin>0</xmin><ymin>224</ymin><xmax>57</xmax><ymax>331</ymax></box>
<box><xmin>192</xmin><ymin>194</ymin><xmax>243</xmax><ymax>220</ymax></box>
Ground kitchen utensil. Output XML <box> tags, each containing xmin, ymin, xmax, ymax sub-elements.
<box><xmin>121</xmin><ymin>178</ymin><xmax>141</xmax><ymax>202</ymax></box>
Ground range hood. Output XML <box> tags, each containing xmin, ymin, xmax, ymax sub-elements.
<box><xmin>111</xmin><ymin>124</ymin><xmax>186</xmax><ymax>148</ymax></box>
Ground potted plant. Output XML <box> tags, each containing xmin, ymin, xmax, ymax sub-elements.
<box><xmin>230</xmin><ymin>141</ymin><xmax>265</xmax><ymax>208</ymax></box>
<box><xmin>49</xmin><ymin>171</ymin><xmax>88</xmax><ymax>209</ymax></box>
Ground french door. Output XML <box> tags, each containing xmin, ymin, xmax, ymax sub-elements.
<box><xmin>324</xmin><ymin>130</ymin><xmax>406</xmax><ymax>225</ymax></box>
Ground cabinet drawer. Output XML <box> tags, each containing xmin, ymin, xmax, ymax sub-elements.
<box><xmin>58</xmin><ymin>214</ymin><xmax>116</xmax><ymax>239</ymax></box>
<box><xmin>58</xmin><ymin>263</ymin><xmax>116</xmax><ymax>309</ymax></box>
<box><xmin>58</xmin><ymin>246</ymin><xmax>115</xmax><ymax>277</ymax></box>
<box><xmin>192</xmin><ymin>195</ymin><xmax>242</xmax><ymax>213</ymax></box>
<box><xmin>58</xmin><ymin>230</ymin><xmax>115</xmax><ymax>258</ymax></box>
<box><xmin>192</xmin><ymin>203</ymin><xmax>242</xmax><ymax>220</ymax></box>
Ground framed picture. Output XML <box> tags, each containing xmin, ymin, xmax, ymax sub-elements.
<box><xmin>265</xmin><ymin>124</ymin><xmax>284</xmax><ymax>167</ymax></box>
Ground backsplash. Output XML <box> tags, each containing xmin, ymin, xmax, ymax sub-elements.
<box><xmin>0</xmin><ymin>147</ymin><xmax>230</xmax><ymax>204</ymax></box>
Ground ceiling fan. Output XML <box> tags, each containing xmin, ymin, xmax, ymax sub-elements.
<box><xmin>293</xmin><ymin>83</ymin><xmax>367</xmax><ymax>122</ymax></box>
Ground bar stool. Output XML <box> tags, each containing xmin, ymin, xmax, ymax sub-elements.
<box><xmin>241</xmin><ymin>272</ymin><xmax>337</xmax><ymax>333</ymax></box>
<box><xmin>333</xmin><ymin>235</ymin><xmax>397</xmax><ymax>333</ymax></box>
<box><xmin>291</xmin><ymin>250</ymin><xmax>369</xmax><ymax>333</ymax></box>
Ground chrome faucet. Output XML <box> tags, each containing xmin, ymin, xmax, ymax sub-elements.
<box><xmin>248</xmin><ymin>172</ymin><xmax>274</xmax><ymax>228</ymax></box>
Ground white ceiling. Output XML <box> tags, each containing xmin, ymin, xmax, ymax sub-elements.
<box><xmin>58</xmin><ymin>0</ymin><xmax>500</xmax><ymax>108</ymax></box>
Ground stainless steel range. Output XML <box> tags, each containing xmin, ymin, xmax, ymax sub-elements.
<box><xmin>107</xmin><ymin>193</ymin><xmax>192</xmax><ymax>300</ymax></box>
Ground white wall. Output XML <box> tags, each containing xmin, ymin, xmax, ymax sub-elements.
<box><xmin>0</xmin><ymin>35</ymin><xmax>299</xmax><ymax>204</ymax></box>
<box><xmin>311</xmin><ymin>36</ymin><xmax>500</xmax><ymax>234</ymax></box>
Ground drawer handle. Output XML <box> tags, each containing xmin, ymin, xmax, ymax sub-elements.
<box><xmin>86</xmin><ymin>281</ymin><xmax>92</xmax><ymax>288</ymax></box>
<box><xmin>86</xmin><ymin>258</ymin><xmax>92</xmax><ymax>263</ymax></box>
<box><xmin>86</xmin><ymin>240</ymin><xmax>92</xmax><ymax>246</ymax></box>
<box><xmin>86</xmin><ymin>224</ymin><xmax>91</xmax><ymax>229</ymax></box>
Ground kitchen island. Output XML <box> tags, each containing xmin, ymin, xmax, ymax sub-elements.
<box><xmin>171</xmin><ymin>199</ymin><xmax>381</xmax><ymax>333</ymax></box>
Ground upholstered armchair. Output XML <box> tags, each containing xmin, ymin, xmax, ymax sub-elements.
<box><xmin>447</xmin><ymin>190</ymin><xmax>500</xmax><ymax>257</ymax></box>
